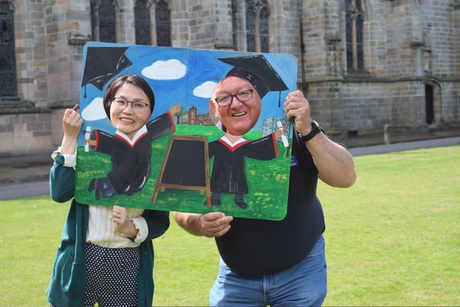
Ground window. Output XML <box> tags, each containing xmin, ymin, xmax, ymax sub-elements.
<box><xmin>155</xmin><ymin>0</ymin><xmax>171</xmax><ymax>46</ymax></box>
<box><xmin>345</xmin><ymin>0</ymin><xmax>364</xmax><ymax>72</ymax></box>
<box><xmin>231</xmin><ymin>0</ymin><xmax>238</xmax><ymax>48</ymax></box>
<box><xmin>232</xmin><ymin>0</ymin><xmax>270</xmax><ymax>52</ymax></box>
<box><xmin>90</xmin><ymin>0</ymin><xmax>116</xmax><ymax>42</ymax></box>
<box><xmin>135</xmin><ymin>0</ymin><xmax>152</xmax><ymax>45</ymax></box>
<box><xmin>0</xmin><ymin>2</ymin><xmax>17</xmax><ymax>97</ymax></box>
<box><xmin>245</xmin><ymin>0</ymin><xmax>270</xmax><ymax>52</ymax></box>
<box><xmin>425</xmin><ymin>84</ymin><xmax>434</xmax><ymax>125</ymax></box>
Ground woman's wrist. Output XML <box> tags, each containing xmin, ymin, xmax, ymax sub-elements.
<box><xmin>60</xmin><ymin>136</ymin><xmax>78</xmax><ymax>155</ymax></box>
<box><xmin>119</xmin><ymin>219</ymin><xmax>139</xmax><ymax>238</ymax></box>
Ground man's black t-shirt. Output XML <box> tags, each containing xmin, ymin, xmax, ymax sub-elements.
<box><xmin>215</xmin><ymin>131</ymin><xmax>325</xmax><ymax>277</ymax></box>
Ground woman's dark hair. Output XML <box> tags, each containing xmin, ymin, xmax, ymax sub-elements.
<box><xmin>103</xmin><ymin>74</ymin><xmax>155</xmax><ymax>119</ymax></box>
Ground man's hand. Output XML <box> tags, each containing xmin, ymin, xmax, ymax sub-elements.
<box><xmin>173</xmin><ymin>212</ymin><xmax>233</xmax><ymax>238</ymax></box>
<box><xmin>283</xmin><ymin>90</ymin><xmax>312</xmax><ymax>137</ymax></box>
<box><xmin>196</xmin><ymin>212</ymin><xmax>233</xmax><ymax>237</ymax></box>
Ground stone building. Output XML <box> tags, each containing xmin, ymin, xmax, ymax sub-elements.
<box><xmin>0</xmin><ymin>0</ymin><xmax>459</xmax><ymax>156</ymax></box>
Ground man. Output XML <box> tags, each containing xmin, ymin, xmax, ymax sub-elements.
<box><xmin>173</xmin><ymin>58</ymin><xmax>356</xmax><ymax>306</ymax></box>
<box><xmin>207</xmin><ymin>72</ymin><xmax>284</xmax><ymax>209</ymax></box>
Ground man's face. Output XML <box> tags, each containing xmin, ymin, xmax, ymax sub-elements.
<box><xmin>212</xmin><ymin>76</ymin><xmax>262</xmax><ymax>136</ymax></box>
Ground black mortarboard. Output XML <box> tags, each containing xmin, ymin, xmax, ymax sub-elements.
<box><xmin>218</xmin><ymin>55</ymin><xmax>289</xmax><ymax>105</ymax></box>
<box><xmin>81</xmin><ymin>46</ymin><xmax>133</xmax><ymax>97</ymax></box>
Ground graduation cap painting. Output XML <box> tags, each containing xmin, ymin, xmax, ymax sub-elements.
<box><xmin>218</xmin><ymin>54</ymin><xmax>289</xmax><ymax>107</ymax></box>
<box><xmin>81</xmin><ymin>46</ymin><xmax>133</xmax><ymax>97</ymax></box>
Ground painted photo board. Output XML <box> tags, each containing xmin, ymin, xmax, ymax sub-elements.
<box><xmin>74</xmin><ymin>42</ymin><xmax>297</xmax><ymax>220</ymax></box>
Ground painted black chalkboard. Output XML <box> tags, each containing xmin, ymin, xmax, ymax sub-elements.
<box><xmin>151</xmin><ymin>135</ymin><xmax>211</xmax><ymax>207</ymax></box>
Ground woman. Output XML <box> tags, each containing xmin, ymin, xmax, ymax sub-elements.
<box><xmin>47</xmin><ymin>74</ymin><xmax>171</xmax><ymax>307</ymax></box>
<box><xmin>86</xmin><ymin>74</ymin><xmax>181</xmax><ymax>199</ymax></box>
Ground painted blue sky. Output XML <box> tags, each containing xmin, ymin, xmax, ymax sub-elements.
<box><xmin>79</xmin><ymin>42</ymin><xmax>298</xmax><ymax>139</ymax></box>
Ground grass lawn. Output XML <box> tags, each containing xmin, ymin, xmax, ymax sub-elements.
<box><xmin>0</xmin><ymin>145</ymin><xmax>459</xmax><ymax>306</ymax></box>
<box><xmin>321</xmin><ymin>145</ymin><xmax>460</xmax><ymax>306</ymax></box>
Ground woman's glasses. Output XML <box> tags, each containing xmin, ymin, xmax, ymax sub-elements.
<box><xmin>111</xmin><ymin>97</ymin><xmax>150</xmax><ymax>113</ymax></box>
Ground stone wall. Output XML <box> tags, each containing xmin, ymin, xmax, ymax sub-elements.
<box><xmin>302</xmin><ymin>0</ymin><xmax>460</xmax><ymax>137</ymax></box>
<box><xmin>0</xmin><ymin>0</ymin><xmax>458</xmax><ymax>157</ymax></box>
<box><xmin>0</xmin><ymin>112</ymin><xmax>53</xmax><ymax>156</ymax></box>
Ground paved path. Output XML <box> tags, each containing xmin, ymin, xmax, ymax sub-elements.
<box><xmin>0</xmin><ymin>181</ymin><xmax>49</xmax><ymax>200</ymax></box>
<box><xmin>0</xmin><ymin>136</ymin><xmax>459</xmax><ymax>201</ymax></box>
<box><xmin>349</xmin><ymin>136</ymin><xmax>460</xmax><ymax>156</ymax></box>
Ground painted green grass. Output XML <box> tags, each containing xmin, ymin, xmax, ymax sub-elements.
<box><xmin>0</xmin><ymin>145</ymin><xmax>459</xmax><ymax>306</ymax></box>
<box><xmin>75</xmin><ymin>124</ymin><xmax>291</xmax><ymax>220</ymax></box>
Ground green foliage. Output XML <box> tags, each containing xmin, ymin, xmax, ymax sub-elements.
<box><xmin>0</xmin><ymin>145</ymin><xmax>458</xmax><ymax>306</ymax></box>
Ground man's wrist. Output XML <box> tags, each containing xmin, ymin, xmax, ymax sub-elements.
<box><xmin>193</xmin><ymin>215</ymin><xmax>206</xmax><ymax>237</ymax></box>
<box><xmin>300</xmin><ymin>120</ymin><xmax>323</xmax><ymax>142</ymax></box>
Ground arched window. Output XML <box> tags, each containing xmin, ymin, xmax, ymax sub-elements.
<box><xmin>135</xmin><ymin>0</ymin><xmax>152</xmax><ymax>45</ymax></box>
<box><xmin>90</xmin><ymin>0</ymin><xmax>116</xmax><ymax>42</ymax></box>
<box><xmin>0</xmin><ymin>2</ymin><xmax>17</xmax><ymax>97</ymax></box>
<box><xmin>155</xmin><ymin>0</ymin><xmax>171</xmax><ymax>46</ymax></box>
<box><xmin>245</xmin><ymin>0</ymin><xmax>270</xmax><ymax>52</ymax></box>
<box><xmin>345</xmin><ymin>0</ymin><xmax>364</xmax><ymax>72</ymax></box>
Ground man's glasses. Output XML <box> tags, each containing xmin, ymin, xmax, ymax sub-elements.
<box><xmin>213</xmin><ymin>89</ymin><xmax>255</xmax><ymax>107</ymax></box>
<box><xmin>111</xmin><ymin>97</ymin><xmax>150</xmax><ymax>113</ymax></box>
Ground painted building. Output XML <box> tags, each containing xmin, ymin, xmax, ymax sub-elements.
<box><xmin>0</xmin><ymin>0</ymin><xmax>459</xmax><ymax>156</ymax></box>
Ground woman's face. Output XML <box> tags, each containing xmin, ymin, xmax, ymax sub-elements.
<box><xmin>109</xmin><ymin>83</ymin><xmax>152</xmax><ymax>139</ymax></box>
<box><xmin>212</xmin><ymin>76</ymin><xmax>262</xmax><ymax>136</ymax></box>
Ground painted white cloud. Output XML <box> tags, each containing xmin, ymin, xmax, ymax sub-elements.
<box><xmin>141</xmin><ymin>59</ymin><xmax>187</xmax><ymax>80</ymax></box>
<box><xmin>193</xmin><ymin>81</ymin><xmax>217</xmax><ymax>99</ymax></box>
<box><xmin>81</xmin><ymin>97</ymin><xmax>107</xmax><ymax>121</ymax></box>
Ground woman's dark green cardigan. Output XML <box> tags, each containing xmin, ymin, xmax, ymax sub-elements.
<box><xmin>46</xmin><ymin>153</ymin><xmax>170</xmax><ymax>307</ymax></box>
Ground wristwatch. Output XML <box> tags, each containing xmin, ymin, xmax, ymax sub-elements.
<box><xmin>300</xmin><ymin>120</ymin><xmax>323</xmax><ymax>142</ymax></box>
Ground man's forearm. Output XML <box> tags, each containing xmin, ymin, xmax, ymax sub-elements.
<box><xmin>172</xmin><ymin>212</ymin><xmax>204</xmax><ymax>236</ymax></box>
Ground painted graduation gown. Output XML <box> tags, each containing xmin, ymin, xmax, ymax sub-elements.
<box><xmin>208</xmin><ymin>134</ymin><xmax>278</xmax><ymax>195</ymax></box>
<box><xmin>91</xmin><ymin>112</ymin><xmax>175</xmax><ymax>195</ymax></box>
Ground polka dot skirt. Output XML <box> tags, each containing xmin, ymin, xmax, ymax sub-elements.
<box><xmin>84</xmin><ymin>243</ymin><xmax>141</xmax><ymax>307</ymax></box>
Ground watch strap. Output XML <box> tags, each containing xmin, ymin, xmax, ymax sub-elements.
<box><xmin>300</xmin><ymin>120</ymin><xmax>322</xmax><ymax>142</ymax></box>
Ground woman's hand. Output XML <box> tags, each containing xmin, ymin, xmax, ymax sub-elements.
<box><xmin>60</xmin><ymin>105</ymin><xmax>83</xmax><ymax>154</ymax></box>
<box><xmin>113</xmin><ymin>206</ymin><xmax>139</xmax><ymax>238</ymax></box>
